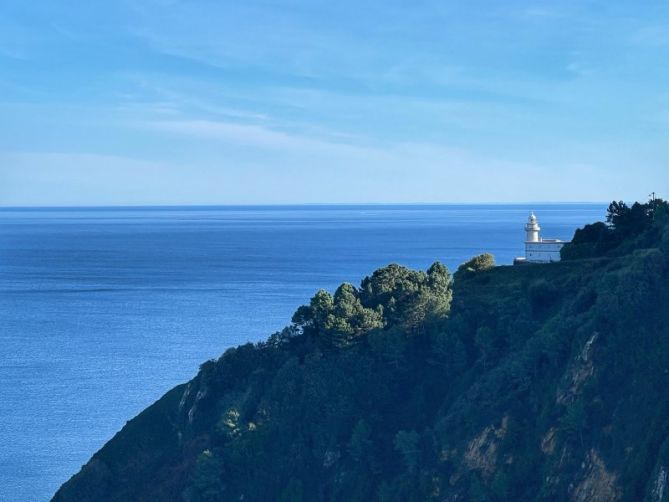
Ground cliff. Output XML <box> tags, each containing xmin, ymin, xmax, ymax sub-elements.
<box><xmin>54</xmin><ymin>207</ymin><xmax>669</xmax><ymax>501</ymax></box>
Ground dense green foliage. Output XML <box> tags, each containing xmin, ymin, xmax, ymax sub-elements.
<box><xmin>561</xmin><ymin>197</ymin><xmax>669</xmax><ymax>260</ymax></box>
<box><xmin>455</xmin><ymin>253</ymin><xmax>496</xmax><ymax>278</ymax></box>
<box><xmin>54</xmin><ymin>205</ymin><xmax>669</xmax><ymax>502</ymax></box>
<box><xmin>291</xmin><ymin>261</ymin><xmax>452</xmax><ymax>345</ymax></box>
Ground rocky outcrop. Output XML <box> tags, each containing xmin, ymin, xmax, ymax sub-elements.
<box><xmin>449</xmin><ymin>415</ymin><xmax>509</xmax><ymax>484</ymax></box>
<box><xmin>570</xmin><ymin>450</ymin><xmax>621</xmax><ymax>502</ymax></box>
<box><xmin>557</xmin><ymin>332</ymin><xmax>598</xmax><ymax>405</ymax></box>
<box><xmin>651</xmin><ymin>466</ymin><xmax>667</xmax><ymax>502</ymax></box>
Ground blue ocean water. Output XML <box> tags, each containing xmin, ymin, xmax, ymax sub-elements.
<box><xmin>0</xmin><ymin>204</ymin><xmax>605</xmax><ymax>501</ymax></box>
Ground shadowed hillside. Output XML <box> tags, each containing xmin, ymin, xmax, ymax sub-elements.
<box><xmin>54</xmin><ymin>201</ymin><xmax>669</xmax><ymax>502</ymax></box>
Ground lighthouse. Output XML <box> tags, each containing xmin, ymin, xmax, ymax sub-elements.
<box><xmin>514</xmin><ymin>212</ymin><xmax>569</xmax><ymax>264</ymax></box>
<box><xmin>525</xmin><ymin>212</ymin><xmax>541</xmax><ymax>242</ymax></box>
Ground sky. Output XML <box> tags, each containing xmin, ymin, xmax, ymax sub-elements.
<box><xmin>0</xmin><ymin>0</ymin><xmax>668</xmax><ymax>205</ymax></box>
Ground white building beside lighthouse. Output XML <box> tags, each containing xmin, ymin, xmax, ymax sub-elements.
<box><xmin>514</xmin><ymin>212</ymin><xmax>567</xmax><ymax>264</ymax></box>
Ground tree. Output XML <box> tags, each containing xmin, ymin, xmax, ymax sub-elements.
<box><xmin>291</xmin><ymin>289</ymin><xmax>334</xmax><ymax>334</ymax></box>
<box><xmin>563</xmin><ymin>197</ymin><xmax>669</xmax><ymax>260</ymax></box>
<box><xmin>425</xmin><ymin>261</ymin><xmax>453</xmax><ymax>319</ymax></box>
<box><xmin>359</xmin><ymin>262</ymin><xmax>452</xmax><ymax>331</ymax></box>
<box><xmin>359</xmin><ymin>264</ymin><xmax>426</xmax><ymax>320</ymax></box>
<box><xmin>560</xmin><ymin>222</ymin><xmax>616</xmax><ymax>260</ymax></box>
<box><xmin>291</xmin><ymin>262</ymin><xmax>453</xmax><ymax>345</ymax></box>
<box><xmin>292</xmin><ymin>284</ymin><xmax>384</xmax><ymax>348</ymax></box>
<box><xmin>606</xmin><ymin>200</ymin><xmax>649</xmax><ymax>237</ymax></box>
<box><xmin>606</xmin><ymin>200</ymin><xmax>630</xmax><ymax>229</ymax></box>
<box><xmin>325</xmin><ymin>283</ymin><xmax>384</xmax><ymax>347</ymax></box>
<box><xmin>455</xmin><ymin>253</ymin><xmax>495</xmax><ymax>279</ymax></box>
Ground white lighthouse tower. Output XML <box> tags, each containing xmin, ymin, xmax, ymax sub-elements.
<box><xmin>514</xmin><ymin>212</ymin><xmax>569</xmax><ymax>264</ymax></box>
<box><xmin>525</xmin><ymin>212</ymin><xmax>541</xmax><ymax>242</ymax></box>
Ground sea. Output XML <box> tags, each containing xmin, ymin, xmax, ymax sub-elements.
<box><xmin>0</xmin><ymin>204</ymin><xmax>606</xmax><ymax>501</ymax></box>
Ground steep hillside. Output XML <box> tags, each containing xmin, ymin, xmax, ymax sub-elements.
<box><xmin>54</xmin><ymin>210</ymin><xmax>669</xmax><ymax>502</ymax></box>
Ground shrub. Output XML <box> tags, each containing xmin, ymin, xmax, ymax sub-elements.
<box><xmin>456</xmin><ymin>253</ymin><xmax>496</xmax><ymax>278</ymax></box>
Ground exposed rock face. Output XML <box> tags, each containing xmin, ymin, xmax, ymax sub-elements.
<box><xmin>571</xmin><ymin>450</ymin><xmax>621</xmax><ymax>502</ymax></box>
<box><xmin>651</xmin><ymin>466</ymin><xmax>667</xmax><ymax>502</ymax></box>
<box><xmin>557</xmin><ymin>332</ymin><xmax>597</xmax><ymax>405</ymax></box>
<box><xmin>462</xmin><ymin>416</ymin><xmax>508</xmax><ymax>480</ymax></box>
<box><xmin>541</xmin><ymin>427</ymin><xmax>557</xmax><ymax>455</ymax></box>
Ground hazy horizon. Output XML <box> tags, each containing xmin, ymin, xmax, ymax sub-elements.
<box><xmin>0</xmin><ymin>201</ymin><xmax>611</xmax><ymax>209</ymax></box>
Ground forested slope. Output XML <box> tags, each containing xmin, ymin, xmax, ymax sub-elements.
<box><xmin>54</xmin><ymin>202</ymin><xmax>669</xmax><ymax>501</ymax></box>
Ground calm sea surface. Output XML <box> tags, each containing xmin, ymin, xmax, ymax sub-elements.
<box><xmin>0</xmin><ymin>204</ymin><xmax>605</xmax><ymax>501</ymax></box>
